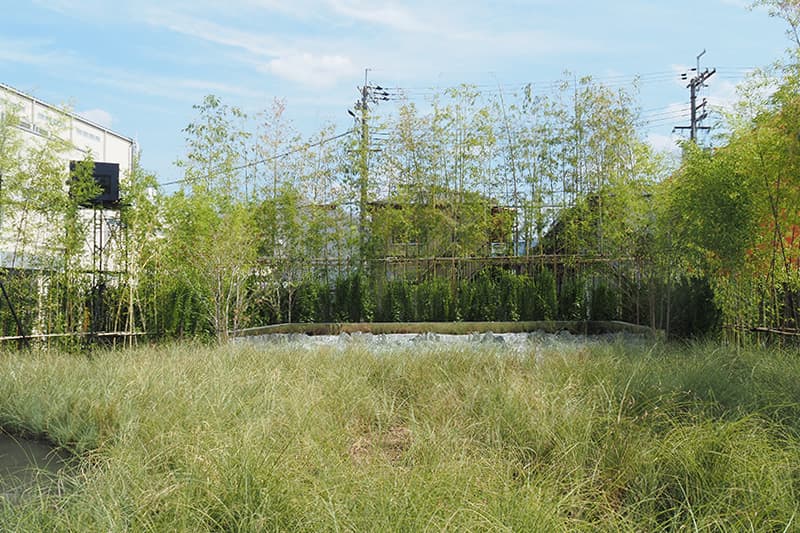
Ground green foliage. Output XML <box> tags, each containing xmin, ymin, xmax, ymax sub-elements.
<box><xmin>669</xmin><ymin>143</ymin><xmax>760</xmax><ymax>273</ymax></box>
<box><xmin>589</xmin><ymin>280</ymin><xmax>620</xmax><ymax>321</ymax></box>
<box><xmin>0</xmin><ymin>270</ymin><xmax>37</xmax><ymax>336</ymax></box>
<box><xmin>166</xmin><ymin>96</ymin><xmax>259</xmax><ymax>341</ymax></box>
<box><xmin>331</xmin><ymin>272</ymin><xmax>373</xmax><ymax>322</ymax></box>
<box><xmin>558</xmin><ymin>274</ymin><xmax>586</xmax><ymax>320</ymax></box>
<box><xmin>667</xmin><ymin>278</ymin><xmax>720</xmax><ymax>338</ymax></box>
<box><xmin>162</xmin><ymin>281</ymin><xmax>210</xmax><ymax>338</ymax></box>
<box><xmin>252</xmin><ymin>266</ymin><xmax>727</xmax><ymax>329</ymax></box>
<box><xmin>418</xmin><ymin>277</ymin><xmax>456</xmax><ymax>321</ymax></box>
<box><xmin>291</xmin><ymin>279</ymin><xmax>322</xmax><ymax>323</ymax></box>
<box><xmin>67</xmin><ymin>158</ymin><xmax>102</xmax><ymax>209</ymax></box>
<box><xmin>531</xmin><ymin>267</ymin><xmax>558</xmax><ymax>320</ymax></box>
<box><xmin>459</xmin><ymin>269</ymin><xmax>495</xmax><ymax>321</ymax></box>
<box><xmin>663</xmin><ymin>46</ymin><xmax>800</xmax><ymax>333</ymax></box>
<box><xmin>377</xmin><ymin>279</ymin><xmax>415</xmax><ymax>322</ymax></box>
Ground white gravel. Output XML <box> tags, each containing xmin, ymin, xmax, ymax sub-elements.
<box><xmin>234</xmin><ymin>330</ymin><xmax>649</xmax><ymax>354</ymax></box>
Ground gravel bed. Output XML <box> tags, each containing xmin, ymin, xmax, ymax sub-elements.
<box><xmin>234</xmin><ymin>329</ymin><xmax>650</xmax><ymax>353</ymax></box>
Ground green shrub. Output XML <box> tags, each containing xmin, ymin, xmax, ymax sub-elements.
<box><xmin>377</xmin><ymin>279</ymin><xmax>415</xmax><ymax>322</ymax></box>
<box><xmin>589</xmin><ymin>281</ymin><xmax>619</xmax><ymax>320</ymax></box>
<box><xmin>0</xmin><ymin>270</ymin><xmax>39</xmax><ymax>337</ymax></box>
<box><xmin>493</xmin><ymin>269</ymin><xmax>520</xmax><ymax>321</ymax></box>
<box><xmin>292</xmin><ymin>280</ymin><xmax>324</xmax><ymax>323</ymax></box>
<box><xmin>558</xmin><ymin>274</ymin><xmax>586</xmax><ymax>320</ymax></box>
<box><xmin>417</xmin><ymin>277</ymin><xmax>455</xmax><ymax>321</ymax></box>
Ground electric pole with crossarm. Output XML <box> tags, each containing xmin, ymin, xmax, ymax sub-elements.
<box><xmin>674</xmin><ymin>50</ymin><xmax>716</xmax><ymax>143</ymax></box>
<box><xmin>349</xmin><ymin>69</ymin><xmax>393</xmax><ymax>262</ymax></box>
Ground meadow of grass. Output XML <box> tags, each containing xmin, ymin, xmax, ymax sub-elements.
<box><xmin>0</xmin><ymin>339</ymin><xmax>797</xmax><ymax>531</ymax></box>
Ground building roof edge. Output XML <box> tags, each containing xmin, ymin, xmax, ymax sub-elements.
<box><xmin>0</xmin><ymin>82</ymin><xmax>134</xmax><ymax>144</ymax></box>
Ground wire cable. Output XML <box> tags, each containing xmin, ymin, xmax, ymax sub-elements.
<box><xmin>161</xmin><ymin>129</ymin><xmax>354</xmax><ymax>187</ymax></box>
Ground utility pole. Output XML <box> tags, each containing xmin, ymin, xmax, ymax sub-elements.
<box><xmin>357</xmin><ymin>69</ymin><xmax>370</xmax><ymax>263</ymax></box>
<box><xmin>674</xmin><ymin>50</ymin><xmax>715</xmax><ymax>143</ymax></box>
<box><xmin>349</xmin><ymin>69</ymin><xmax>392</xmax><ymax>263</ymax></box>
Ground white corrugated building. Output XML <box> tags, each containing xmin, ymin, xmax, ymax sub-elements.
<box><xmin>0</xmin><ymin>82</ymin><xmax>135</xmax><ymax>272</ymax></box>
<box><xmin>0</xmin><ymin>82</ymin><xmax>133</xmax><ymax>178</ymax></box>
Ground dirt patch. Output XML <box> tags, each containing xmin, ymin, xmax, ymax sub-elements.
<box><xmin>348</xmin><ymin>425</ymin><xmax>413</xmax><ymax>465</ymax></box>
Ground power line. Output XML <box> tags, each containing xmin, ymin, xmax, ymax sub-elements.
<box><xmin>389</xmin><ymin>67</ymin><xmax>755</xmax><ymax>99</ymax></box>
<box><xmin>374</xmin><ymin>67</ymin><xmax>758</xmax><ymax>115</ymax></box>
<box><xmin>641</xmin><ymin>106</ymin><xmax>691</xmax><ymax>118</ymax></box>
<box><xmin>160</xmin><ymin>129</ymin><xmax>354</xmax><ymax>188</ymax></box>
<box><xmin>395</xmin><ymin>70</ymin><xmax>678</xmax><ymax>92</ymax></box>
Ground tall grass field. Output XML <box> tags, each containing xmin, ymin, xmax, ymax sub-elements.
<box><xmin>0</xmin><ymin>340</ymin><xmax>798</xmax><ymax>531</ymax></box>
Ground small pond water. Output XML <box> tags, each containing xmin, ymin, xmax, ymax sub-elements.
<box><xmin>0</xmin><ymin>432</ymin><xmax>71</xmax><ymax>504</ymax></box>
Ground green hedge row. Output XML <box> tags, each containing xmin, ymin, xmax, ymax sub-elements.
<box><xmin>277</xmin><ymin>267</ymin><xmax>719</xmax><ymax>338</ymax></box>
<box><xmin>0</xmin><ymin>267</ymin><xmax>718</xmax><ymax>341</ymax></box>
<box><xmin>267</xmin><ymin>267</ymin><xmax>564</xmax><ymax>324</ymax></box>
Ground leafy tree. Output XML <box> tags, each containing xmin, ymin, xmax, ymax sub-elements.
<box><xmin>168</xmin><ymin>95</ymin><xmax>257</xmax><ymax>341</ymax></box>
<box><xmin>666</xmin><ymin>15</ymin><xmax>800</xmax><ymax>334</ymax></box>
<box><xmin>0</xmin><ymin>100</ymin><xmax>102</xmax><ymax>337</ymax></box>
<box><xmin>115</xmin><ymin>150</ymin><xmax>161</xmax><ymax>340</ymax></box>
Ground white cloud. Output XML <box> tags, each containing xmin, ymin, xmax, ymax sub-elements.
<box><xmin>261</xmin><ymin>53</ymin><xmax>358</xmax><ymax>87</ymax></box>
<box><xmin>78</xmin><ymin>108</ymin><xmax>113</xmax><ymax>128</ymax></box>
<box><xmin>647</xmin><ymin>132</ymin><xmax>681</xmax><ymax>154</ymax></box>
<box><xmin>706</xmin><ymin>78</ymin><xmax>739</xmax><ymax>112</ymax></box>
<box><xmin>139</xmin><ymin>0</ymin><xmax>609</xmax><ymax>94</ymax></box>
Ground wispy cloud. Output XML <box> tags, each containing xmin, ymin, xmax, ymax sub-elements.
<box><xmin>32</xmin><ymin>0</ymin><xmax>597</xmax><ymax>92</ymax></box>
<box><xmin>144</xmin><ymin>8</ymin><xmax>359</xmax><ymax>87</ymax></box>
<box><xmin>451</xmin><ymin>28</ymin><xmax>600</xmax><ymax>56</ymax></box>
<box><xmin>78</xmin><ymin>108</ymin><xmax>113</xmax><ymax>128</ymax></box>
<box><xmin>0</xmin><ymin>37</ymin><xmax>77</xmax><ymax>67</ymax></box>
<box><xmin>325</xmin><ymin>0</ymin><xmax>432</xmax><ymax>33</ymax></box>
<box><xmin>146</xmin><ymin>11</ymin><xmax>286</xmax><ymax>57</ymax></box>
<box><xmin>89</xmin><ymin>68</ymin><xmax>269</xmax><ymax>102</ymax></box>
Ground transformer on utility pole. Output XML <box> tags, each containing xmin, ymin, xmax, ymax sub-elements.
<box><xmin>674</xmin><ymin>50</ymin><xmax>716</xmax><ymax>142</ymax></box>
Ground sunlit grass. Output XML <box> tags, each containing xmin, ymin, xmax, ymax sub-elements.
<box><xmin>0</xmin><ymin>340</ymin><xmax>797</xmax><ymax>530</ymax></box>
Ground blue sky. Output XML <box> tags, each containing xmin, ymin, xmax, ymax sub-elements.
<box><xmin>2</xmin><ymin>0</ymin><xmax>792</xmax><ymax>185</ymax></box>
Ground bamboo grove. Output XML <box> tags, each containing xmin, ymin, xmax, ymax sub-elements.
<box><xmin>1</xmin><ymin>4</ymin><xmax>799</xmax><ymax>344</ymax></box>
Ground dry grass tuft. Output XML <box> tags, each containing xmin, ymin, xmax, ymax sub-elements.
<box><xmin>349</xmin><ymin>425</ymin><xmax>413</xmax><ymax>465</ymax></box>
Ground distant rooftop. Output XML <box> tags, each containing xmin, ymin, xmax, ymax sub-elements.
<box><xmin>0</xmin><ymin>82</ymin><xmax>133</xmax><ymax>144</ymax></box>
